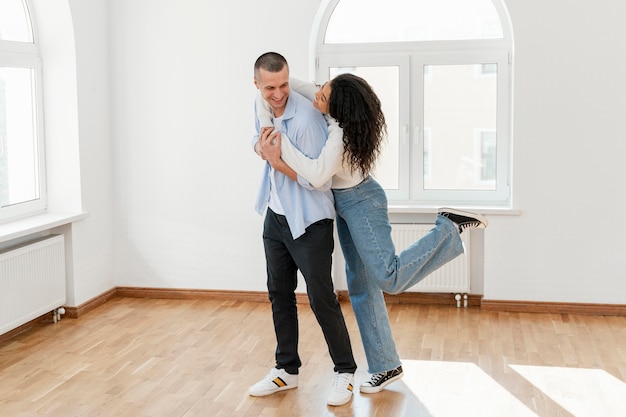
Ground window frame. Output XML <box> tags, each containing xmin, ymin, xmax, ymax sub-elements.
<box><xmin>318</xmin><ymin>53</ymin><xmax>411</xmax><ymax>199</ymax></box>
<box><xmin>313</xmin><ymin>0</ymin><xmax>513</xmax><ymax>208</ymax></box>
<box><xmin>0</xmin><ymin>1</ymin><xmax>47</xmax><ymax>223</ymax></box>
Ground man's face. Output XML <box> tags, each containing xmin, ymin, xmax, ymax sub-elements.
<box><xmin>254</xmin><ymin>66</ymin><xmax>290</xmax><ymax>117</ymax></box>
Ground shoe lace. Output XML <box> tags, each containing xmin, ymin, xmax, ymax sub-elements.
<box><xmin>459</xmin><ymin>221</ymin><xmax>480</xmax><ymax>233</ymax></box>
<box><xmin>367</xmin><ymin>372</ymin><xmax>386</xmax><ymax>386</ymax></box>
<box><xmin>333</xmin><ymin>373</ymin><xmax>352</xmax><ymax>390</ymax></box>
<box><xmin>263</xmin><ymin>368</ymin><xmax>281</xmax><ymax>382</ymax></box>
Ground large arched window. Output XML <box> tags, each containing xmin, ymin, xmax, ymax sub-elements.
<box><xmin>0</xmin><ymin>0</ymin><xmax>46</xmax><ymax>222</ymax></box>
<box><xmin>315</xmin><ymin>0</ymin><xmax>513</xmax><ymax>208</ymax></box>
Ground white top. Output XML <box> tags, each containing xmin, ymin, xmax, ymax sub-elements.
<box><xmin>267</xmin><ymin>116</ymin><xmax>285</xmax><ymax>215</ymax></box>
<box><xmin>256</xmin><ymin>77</ymin><xmax>365</xmax><ymax>189</ymax></box>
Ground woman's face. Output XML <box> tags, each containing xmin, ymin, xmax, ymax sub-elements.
<box><xmin>313</xmin><ymin>81</ymin><xmax>332</xmax><ymax>114</ymax></box>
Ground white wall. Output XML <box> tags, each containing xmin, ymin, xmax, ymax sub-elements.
<box><xmin>56</xmin><ymin>0</ymin><xmax>625</xmax><ymax>306</ymax></box>
<box><xmin>107</xmin><ymin>0</ymin><xmax>321</xmax><ymax>292</ymax></box>
<box><xmin>30</xmin><ymin>0</ymin><xmax>115</xmax><ymax>306</ymax></box>
<box><xmin>68</xmin><ymin>0</ymin><xmax>116</xmax><ymax>304</ymax></box>
<box><xmin>485</xmin><ymin>0</ymin><xmax>626</xmax><ymax>304</ymax></box>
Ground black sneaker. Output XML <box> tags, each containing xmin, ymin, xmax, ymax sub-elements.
<box><xmin>439</xmin><ymin>208</ymin><xmax>488</xmax><ymax>233</ymax></box>
<box><xmin>359</xmin><ymin>365</ymin><xmax>404</xmax><ymax>394</ymax></box>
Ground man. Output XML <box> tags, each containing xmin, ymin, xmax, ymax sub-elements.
<box><xmin>248</xmin><ymin>52</ymin><xmax>357</xmax><ymax>407</ymax></box>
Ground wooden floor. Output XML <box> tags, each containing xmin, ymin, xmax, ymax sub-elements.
<box><xmin>1</xmin><ymin>297</ymin><xmax>625</xmax><ymax>417</ymax></box>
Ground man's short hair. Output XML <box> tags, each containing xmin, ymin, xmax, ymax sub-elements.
<box><xmin>254</xmin><ymin>52</ymin><xmax>289</xmax><ymax>80</ymax></box>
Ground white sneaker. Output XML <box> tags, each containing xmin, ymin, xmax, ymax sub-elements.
<box><xmin>327</xmin><ymin>372</ymin><xmax>354</xmax><ymax>406</ymax></box>
<box><xmin>248</xmin><ymin>368</ymin><xmax>298</xmax><ymax>397</ymax></box>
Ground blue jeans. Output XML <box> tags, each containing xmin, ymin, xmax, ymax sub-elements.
<box><xmin>333</xmin><ymin>177</ymin><xmax>464</xmax><ymax>373</ymax></box>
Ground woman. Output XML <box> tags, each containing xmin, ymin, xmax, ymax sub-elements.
<box><xmin>256</xmin><ymin>74</ymin><xmax>488</xmax><ymax>393</ymax></box>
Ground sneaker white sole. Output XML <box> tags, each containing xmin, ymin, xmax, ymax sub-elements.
<box><xmin>327</xmin><ymin>393</ymin><xmax>353</xmax><ymax>407</ymax></box>
<box><xmin>248</xmin><ymin>383</ymin><xmax>297</xmax><ymax>397</ymax></box>
<box><xmin>359</xmin><ymin>372</ymin><xmax>404</xmax><ymax>394</ymax></box>
<box><xmin>438</xmin><ymin>207</ymin><xmax>488</xmax><ymax>228</ymax></box>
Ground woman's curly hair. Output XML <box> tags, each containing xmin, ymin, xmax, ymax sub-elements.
<box><xmin>327</xmin><ymin>73</ymin><xmax>387</xmax><ymax>177</ymax></box>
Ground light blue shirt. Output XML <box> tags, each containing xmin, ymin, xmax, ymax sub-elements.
<box><xmin>253</xmin><ymin>90</ymin><xmax>334</xmax><ymax>239</ymax></box>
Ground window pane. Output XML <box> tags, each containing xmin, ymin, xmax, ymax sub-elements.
<box><xmin>0</xmin><ymin>0</ymin><xmax>33</xmax><ymax>42</ymax></box>
<box><xmin>0</xmin><ymin>67</ymin><xmax>40</xmax><ymax>207</ymax></box>
<box><xmin>329</xmin><ymin>66</ymin><xmax>400</xmax><ymax>190</ymax></box>
<box><xmin>326</xmin><ymin>0</ymin><xmax>503</xmax><ymax>44</ymax></box>
<box><xmin>423</xmin><ymin>64</ymin><xmax>497</xmax><ymax>191</ymax></box>
<box><xmin>480</xmin><ymin>131</ymin><xmax>496</xmax><ymax>182</ymax></box>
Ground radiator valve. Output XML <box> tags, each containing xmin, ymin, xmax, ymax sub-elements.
<box><xmin>53</xmin><ymin>307</ymin><xmax>66</xmax><ymax>323</ymax></box>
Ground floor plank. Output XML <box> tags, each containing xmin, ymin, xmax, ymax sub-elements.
<box><xmin>1</xmin><ymin>297</ymin><xmax>625</xmax><ymax>416</ymax></box>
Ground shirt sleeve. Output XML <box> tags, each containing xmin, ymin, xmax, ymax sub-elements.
<box><xmin>295</xmin><ymin>172</ymin><xmax>331</xmax><ymax>191</ymax></box>
<box><xmin>280</xmin><ymin>115</ymin><xmax>344</xmax><ymax>189</ymax></box>
<box><xmin>252</xmin><ymin>108</ymin><xmax>260</xmax><ymax>150</ymax></box>
<box><xmin>289</xmin><ymin>77</ymin><xmax>318</xmax><ymax>102</ymax></box>
<box><xmin>255</xmin><ymin>91</ymin><xmax>273</xmax><ymax>127</ymax></box>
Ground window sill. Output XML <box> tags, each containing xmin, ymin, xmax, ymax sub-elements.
<box><xmin>0</xmin><ymin>211</ymin><xmax>89</xmax><ymax>244</ymax></box>
<box><xmin>388</xmin><ymin>205</ymin><xmax>521</xmax><ymax>216</ymax></box>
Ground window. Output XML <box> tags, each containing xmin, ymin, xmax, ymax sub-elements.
<box><xmin>0</xmin><ymin>0</ymin><xmax>46</xmax><ymax>222</ymax></box>
<box><xmin>315</xmin><ymin>0</ymin><xmax>512</xmax><ymax>207</ymax></box>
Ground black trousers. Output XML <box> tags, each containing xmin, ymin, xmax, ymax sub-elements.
<box><xmin>263</xmin><ymin>209</ymin><xmax>357</xmax><ymax>375</ymax></box>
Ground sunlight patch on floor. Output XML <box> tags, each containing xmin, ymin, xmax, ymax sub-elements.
<box><xmin>510</xmin><ymin>365</ymin><xmax>626</xmax><ymax>417</ymax></box>
<box><xmin>401</xmin><ymin>360</ymin><xmax>538</xmax><ymax>417</ymax></box>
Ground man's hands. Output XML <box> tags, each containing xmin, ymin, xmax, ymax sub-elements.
<box><xmin>255</xmin><ymin>126</ymin><xmax>282</xmax><ymax>164</ymax></box>
<box><xmin>255</xmin><ymin>126</ymin><xmax>298</xmax><ymax>182</ymax></box>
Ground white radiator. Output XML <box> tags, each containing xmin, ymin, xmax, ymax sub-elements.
<box><xmin>391</xmin><ymin>224</ymin><xmax>470</xmax><ymax>293</ymax></box>
<box><xmin>0</xmin><ymin>234</ymin><xmax>66</xmax><ymax>335</ymax></box>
